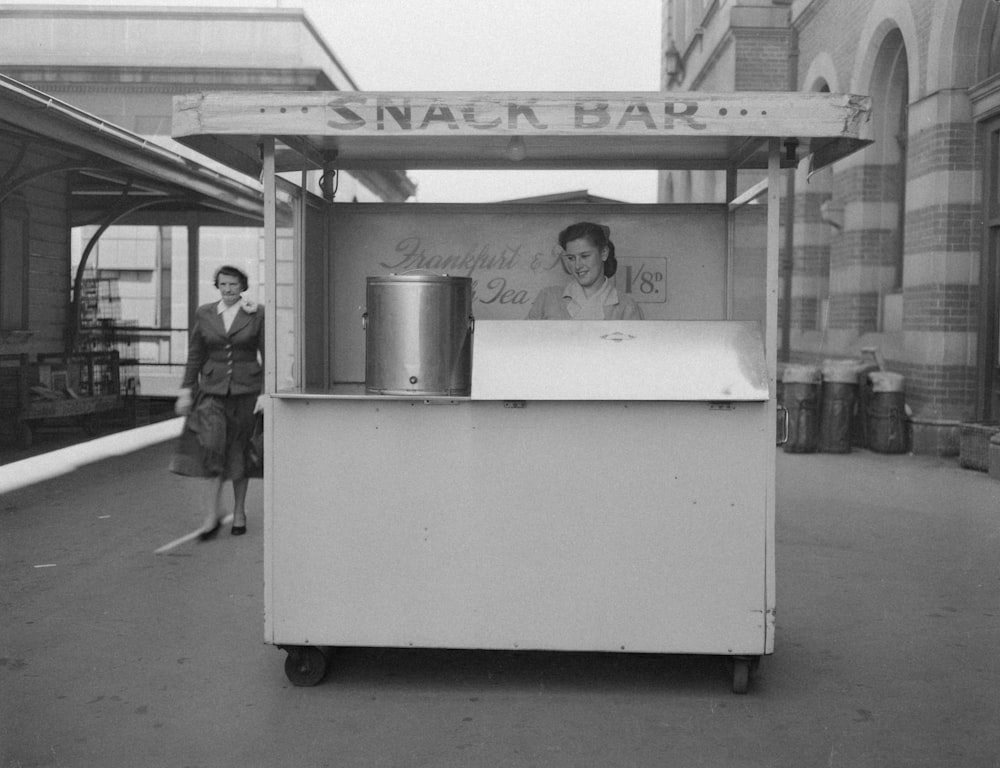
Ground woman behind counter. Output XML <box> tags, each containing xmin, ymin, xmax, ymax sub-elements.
<box><xmin>173</xmin><ymin>265</ymin><xmax>265</xmax><ymax>540</ymax></box>
<box><xmin>527</xmin><ymin>221</ymin><xmax>643</xmax><ymax>320</ymax></box>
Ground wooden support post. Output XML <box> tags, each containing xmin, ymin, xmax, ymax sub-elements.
<box><xmin>186</xmin><ymin>218</ymin><xmax>199</xmax><ymax>331</ymax></box>
<box><xmin>261</xmin><ymin>136</ymin><xmax>277</xmax><ymax>644</ymax></box>
<box><xmin>157</xmin><ymin>226</ymin><xmax>172</xmax><ymax>330</ymax></box>
<box><xmin>763</xmin><ymin>138</ymin><xmax>780</xmax><ymax>652</ymax></box>
<box><xmin>766</xmin><ymin>141</ymin><xmax>780</xmax><ymax>393</ymax></box>
<box><xmin>297</xmin><ymin>169</ymin><xmax>308</xmax><ymax>380</ymax></box>
<box><xmin>262</xmin><ymin>138</ymin><xmax>277</xmax><ymax>395</ymax></box>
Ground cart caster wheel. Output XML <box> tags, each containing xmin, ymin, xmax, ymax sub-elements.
<box><xmin>731</xmin><ymin>659</ymin><xmax>749</xmax><ymax>694</ymax></box>
<box><xmin>730</xmin><ymin>656</ymin><xmax>757</xmax><ymax>694</ymax></box>
<box><xmin>283</xmin><ymin>646</ymin><xmax>329</xmax><ymax>687</ymax></box>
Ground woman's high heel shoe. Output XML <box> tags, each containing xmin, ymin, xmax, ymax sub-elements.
<box><xmin>231</xmin><ymin>522</ymin><xmax>247</xmax><ymax>536</ymax></box>
<box><xmin>198</xmin><ymin>519</ymin><xmax>222</xmax><ymax>541</ymax></box>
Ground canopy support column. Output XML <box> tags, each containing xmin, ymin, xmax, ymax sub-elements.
<box><xmin>262</xmin><ymin>137</ymin><xmax>277</xmax><ymax>395</ymax></box>
<box><xmin>763</xmin><ymin>138</ymin><xmax>780</xmax><ymax>651</ymax></box>
<box><xmin>186</xmin><ymin>216</ymin><xmax>199</xmax><ymax>330</ymax></box>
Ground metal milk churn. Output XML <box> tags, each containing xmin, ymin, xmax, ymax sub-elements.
<box><xmin>363</xmin><ymin>273</ymin><xmax>474</xmax><ymax>396</ymax></box>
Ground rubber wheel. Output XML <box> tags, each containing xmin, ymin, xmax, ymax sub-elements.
<box><xmin>731</xmin><ymin>658</ymin><xmax>750</xmax><ymax>694</ymax></box>
<box><xmin>283</xmin><ymin>646</ymin><xmax>328</xmax><ymax>687</ymax></box>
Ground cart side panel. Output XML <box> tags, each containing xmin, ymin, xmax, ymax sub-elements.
<box><xmin>730</xmin><ymin>204</ymin><xmax>767</xmax><ymax>327</ymax></box>
<box><xmin>303</xmin><ymin>192</ymin><xmax>331</xmax><ymax>391</ymax></box>
<box><xmin>267</xmin><ymin>397</ymin><xmax>770</xmax><ymax>655</ymax></box>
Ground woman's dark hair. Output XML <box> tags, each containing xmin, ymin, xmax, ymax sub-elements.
<box><xmin>557</xmin><ymin>221</ymin><xmax>617</xmax><ymax>277</ymax></box>
<box><xmin>214</xmin><ymin>265</ymin><xmax>249</xmax><ymax>292</ymax></box>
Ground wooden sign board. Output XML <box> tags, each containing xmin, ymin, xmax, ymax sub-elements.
<box><xmin>176</xmin><ymin>91</ymin><xmax>870</xmax><ymax>138</ymax></box>
<box><xmin>173</xmin><ymin>91</ymin><xmax>872</xmax><ymax>173</ymax></box>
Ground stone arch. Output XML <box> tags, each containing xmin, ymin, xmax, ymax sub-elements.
<box><xmin>927</xmin><ymin>0</ymin><xmax>1000</xmax><ymax>90</ymax></box>
<box><xmin>802</xmin><ymin>52</ymin><xmax>839</xmax><ymax>94</ymax></box>
<box><xmin>993</xmin><ymin>17</ymin><xmax>1000</xmax><ymax>78</ymax></box>
<box><xmin>787</xmin><ymin>58</ymin><xmax>839</xmax><ymax>345</ymax></box>
<box><xmin>868</xmin><ymin>30</ymin><xmax>909</xmax><ymax>170</ymax></box>
<box><xmin>868</xmin><ymin>29</ymin><xmax>909</xmax><ymax>293</ymax></box>
<box><xmin>822</xmin><ymin>11</ymin><xmax>912</xmax><ymax>347</ymax></box>
<box><xmin>850</xmin><ymin>0</ymin><xmax>921</xmax><ymax>100</ymax></box>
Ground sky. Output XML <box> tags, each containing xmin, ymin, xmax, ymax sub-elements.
<box><xmin>319</xmin><ymin>0</ymin><xmax>663</xmax><ymax>201</ymax></box>
<box><xmin>3</xmin><ymin>0</ymin><xmax>664</xmax><ymax>202</ymax></box>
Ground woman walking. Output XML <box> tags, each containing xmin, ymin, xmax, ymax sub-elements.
<box><xmin>173</xmin><ymin>265</ymin><xmax>264</xmax><ymax>539</ymax></box>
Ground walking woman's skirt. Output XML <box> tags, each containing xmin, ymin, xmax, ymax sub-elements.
<box><xmin>169</xmin><ymin>392</ymin><xmax>257</xmax><ymax>480</ymax></box>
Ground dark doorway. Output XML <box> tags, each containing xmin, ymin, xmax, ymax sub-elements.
<box><xmin>979</xmin><ymin>116</ymin><xmax>1000</xmax><ymax>421</ymax></box>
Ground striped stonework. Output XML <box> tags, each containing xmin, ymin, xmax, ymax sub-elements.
<box><xmin>789</xmin><ymin>162</ymin><xmax>832</xmax><ymax>340</ymax></box>
<box><xmin>902</xmin><ymin>90</ymin><xmax>982</xmax><ymax>453</ymax></box>
<box><xmin>659</xmin><ymin>0</ymin><xmax>999</xmax><ymax>455</ymax></box>
<box><xmin>825</xmin><ymin>150</ymin><xmax>903</xmax><ymax>350</ymax></box>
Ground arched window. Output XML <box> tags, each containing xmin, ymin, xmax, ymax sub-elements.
<box><xmin>869</xmin><ymin>29</ymin><xmax>909</xmax><ymax>294</ymax></box>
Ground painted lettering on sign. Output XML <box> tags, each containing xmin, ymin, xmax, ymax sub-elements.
<box><xmin>574</xmin><ymin>101</ymin><xmax>704</xmax><ymax>130</ymax></box>
<box><xmin>327</xmin><ymin>96</ymin><xmax>367</xmax><ymax>130</ymax></box>
<box><xmin>619</xmin><ymin>258</ymin><xmax>667</xmax><ymax>303</ymax></box>
<box><xmin>380</xmin><ymin>236</ymin><xmax>534</xmax><ymax>276</ymax></box>
<box><xmin>476</xmin><ymin>277</ymin><xmax>530</xmax><ymax>306</ymax></box>
<box><xmin>325</xmin><ymin>97</ymin><xmax>710</xmax><ymax>133</ymax></box>
<box><xmin>377</xmin><ymin>237</ymin><xmax>665</xmax><ymax>308</ymax></box>
<box><xmin>379</xmin><ymin>236</ymin><xmax>547</xmax><ymax>308</ymax></box>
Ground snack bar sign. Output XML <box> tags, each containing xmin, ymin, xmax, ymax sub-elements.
<box><xmin>176</xmin><ymin>91</ymin><xmax>869</xmax><ymax>147</ymax></box>
<box><xmin>318</xmin><ymin>95</ymin><xmax>744</xmax><ymax>134</ymax></box>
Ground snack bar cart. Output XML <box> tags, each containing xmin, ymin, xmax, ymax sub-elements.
<box><xmin>173</xmin><ymin>90</ymin><xmax>870</xmax><ymax>693</ymax></box>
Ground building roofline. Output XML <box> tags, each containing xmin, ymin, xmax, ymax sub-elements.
<box><xmin>0</xmin><ymin>8</ymin><xmax>414</xmax><ymax>200</ymax></box>
<box><xmin>0</xmin><ymin>4</ymin><xmax>361</xmax><ymax>91</ymax></box>
<box><xmin>500</xmin><ymin>189</ymin><xmax>626</xmax><ymax>204</ymax></box>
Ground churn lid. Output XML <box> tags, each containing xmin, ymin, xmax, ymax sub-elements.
<box><xmin>868</xmin><ymin>371</ymin><xmax>905</xmax><ymax>392</ymax></box>
<box><xmin>782</xmin><ymin>364</ymin><xmax>822</xmax><ymax>384</ymax></box>
<box><xmin>821</xmin><ymin>359</ymin><xmax>864</xmax><ymax>383</ymax></box>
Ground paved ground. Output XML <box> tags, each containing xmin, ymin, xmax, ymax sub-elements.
<box><xmin>1</xmin><ymin>440</ymin><xmax>998</xmax><ymax>768</ymax></box>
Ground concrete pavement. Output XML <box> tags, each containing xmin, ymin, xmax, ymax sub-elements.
<box><xmin>1</xmin><ymin>440</ymin><xmax>998</xmax><ymax>768</ymax></box>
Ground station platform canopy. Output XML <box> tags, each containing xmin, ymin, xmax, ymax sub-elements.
<box><xmin>172</xmin><ymin>90</ymin><xmax>872</xmax><ymax>177</ymax></box>
<box><xmin>1</xmin><ymin>73</ymin><xmax>266</xmax><ymax>228</ymax></box>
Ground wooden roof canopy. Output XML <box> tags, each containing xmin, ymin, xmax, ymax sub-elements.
<box><xmin>172</xmin><ymin>90</ymin><xmax>872</xmax><ymax>177</ymax></box>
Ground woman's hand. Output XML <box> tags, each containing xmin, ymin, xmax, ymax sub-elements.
<box><xmin>253</xmin><ymin>394</ymin><xmax>267</xmax><ymax>414</ymax></box>
<box><xmin>175</xmin><ymin>388</ymin><xmax>193</xmax><ymax>416</ymax></box>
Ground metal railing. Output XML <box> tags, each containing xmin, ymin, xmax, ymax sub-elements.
<box><xmin>87</xmin><ymin>326</ymin><xmax>190</xmax><ymax>397</ymax></box>
<box><xmin>85</xmin><ymin>326</ymin><xmax>188</xmax><ymax>366</ymax></box>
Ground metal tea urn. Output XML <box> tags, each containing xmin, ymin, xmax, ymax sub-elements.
<box><xmin>363</xmin><ymin>273</ymin><xmax>474</xmax><ymax>396</ymax></box>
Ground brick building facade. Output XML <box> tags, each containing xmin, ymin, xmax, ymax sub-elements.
<box><xmin>661</xmin><ymin>0</ymin><xmax>1000</xmax><ymax>454</ymax></box>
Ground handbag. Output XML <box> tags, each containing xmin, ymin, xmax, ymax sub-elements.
<box><xmin>168</xmin><ymin>389</ymin><xmax>220</xmax><ymax>478</ymax></box>
<box><xmin>244</xmin><ymin>412</ymin><xmax>264</xmax><ymax>478</ymax></box>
